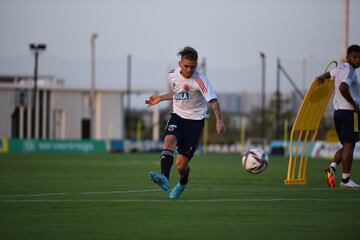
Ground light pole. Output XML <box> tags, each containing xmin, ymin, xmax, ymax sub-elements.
<box><xmin>342</xmin><ymin>0</ymin><xmax>349</xmax><ymax>62</ymax></box>
<box><xmin>29</xmin><ymin>43</ymin><xmax>46</xmax><ymax>139</ymax></box>
<box><xmin>126</xmin><ymin>54</ymin><xmax>132</xmax><ymax>139</ymax></box>
<box><xmin>260</xmin><ymin>52</ymin><xmax>266</xmax><ymax>147</ymax></box>
<box><xmin>276</xmin><ymin>58</ymin><xmax>281</xmax><ymax>140</ymax></box>
<box><xmin>91</xmin><ymin>33</ymin><xmax>98</xmax><ymax>139</ymax></box>
<box><xmin>126</xmin><ymin>54</ymin><xmax>132</xmax><ymax>113</ymax></box>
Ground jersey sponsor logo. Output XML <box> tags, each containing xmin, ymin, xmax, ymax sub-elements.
<box><xmin>195</xmin><ymin>76</ymin><xmax>207</xmax><ymax>93</ymax></box>
<box><xmin>167</xmin><ymin>124</ymin><xmax>177</xmax><ymax>132</ymax></box>
<box><xmin>173</xmin><ymin>92</ymin><xmax>189</xmax><ymax>100</ymax></box>
<box><xmin>183</xmin><ymin>84</ymin><xmax>189</xmax><ymax>92</ymax></box>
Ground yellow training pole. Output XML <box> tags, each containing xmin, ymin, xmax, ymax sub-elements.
<box><xmin>136</xmin><ymin>119</ymin><xmax>142</xmax><ymax>151</ymax></box>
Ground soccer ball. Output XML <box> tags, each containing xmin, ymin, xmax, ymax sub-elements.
<box><xmin>242</xmin><ymin>148</ymin><xmax>269</xmax><ymax>174</ymax></box>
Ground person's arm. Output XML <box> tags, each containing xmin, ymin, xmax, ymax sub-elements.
<box><xmin>339</xmin><ymin>82</ymin><xmax>358</xmax><ymax>111</ymax></box>
<box><xmin>209</xmin><ymin>99</ymin><xmax>225</xmax><ymax>134</ymax></box>
<box><xmin>145</xmin><ymin>91</ymin><xmax>172</xmax><ymax>106</ymax></box>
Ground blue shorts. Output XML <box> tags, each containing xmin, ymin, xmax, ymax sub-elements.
<box><xmin>334</xmin><ymin>110</ymin><xmax>360</xmax><ymax>144</ymax></box>
<box><xmin>164</xmin><ymin>113</ymin><xmax>204</xmax><ymax>160</ymax></box>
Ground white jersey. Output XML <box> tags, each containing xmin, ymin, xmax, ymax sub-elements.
<box><xmin>168</xmin><ymin>67</ymin><xmax>217</xmax><ymax>120</ymax></box>
<box><xmin>331</xmin><ymin>62</ymin><xmax>360</xmax><ymax>110</ymax></box>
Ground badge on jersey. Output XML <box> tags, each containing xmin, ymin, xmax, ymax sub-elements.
<box><xmin>167</xmin><ymin>124</ymin><xmax>177</xmax><ymax>132</ymax></box>
<box><xmin>183</xmin><ymin>84</ymin><xmax>189</xmax><ymax>92</ymax></box>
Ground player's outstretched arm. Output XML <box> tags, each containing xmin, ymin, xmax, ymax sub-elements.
<box><xmin>209</xmin><ymin>99</ymin><xmax>225</xmax><ymax>135</ymax></box>
<box><xmin>145</xmin><ymin>91</ymin><xmax>172</xmax><ymax>106</ymax></box>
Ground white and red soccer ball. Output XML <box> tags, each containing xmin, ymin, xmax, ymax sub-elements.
<box><xmin>242</xmin><ymin>148</ymin><xmax>269</xmax><ymax>174</ymax></box>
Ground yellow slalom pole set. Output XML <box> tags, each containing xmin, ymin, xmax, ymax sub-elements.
<box><xmin>284</xmin><ymin>61</ymin><xmax>337</xmax><ymax>185</ymax></box>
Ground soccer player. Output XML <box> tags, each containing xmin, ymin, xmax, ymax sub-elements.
<box><xmin>145</xmin><ymin>46</ymin><xmax>225</xmax><ymax>199</ymax></box>
<box><xmin>316</xmin><ymin>44</ymin><xmax>360</xmax><ymax>188</ymax></box>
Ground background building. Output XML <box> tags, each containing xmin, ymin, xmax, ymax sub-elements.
<box><xmin>0</xmin><ymin>75</ymin><xmax>125</xmax><ymax>140</ymax></box>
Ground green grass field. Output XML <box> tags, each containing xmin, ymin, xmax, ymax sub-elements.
<box><xmin>0</xmin><ymin>153</ymin><xmax>360</xmax><ymax>240</ymax></box>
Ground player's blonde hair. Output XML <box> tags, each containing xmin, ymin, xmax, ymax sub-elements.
<box><xmin>177</xmin><ymin>46</ymin><xmax>198</xmax><ymax>62</ymax></box>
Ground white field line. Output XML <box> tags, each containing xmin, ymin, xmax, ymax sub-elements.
<box><xmin>0</xmin><ymin>192</ymin><xmax>70</xmax><ymax>197</ymax></box>
<box><xmin>0</xmin><ymin>189</ymin><xmax>158</xmax><ymax>198</ymax></box>
<box><xmin>0</xmin><ymin>186</ymin><xmax>353</xmax><ymax>198</ymax></box>
<box><xmin>1</xmin><ymin>198</ymin><xmax>360</xmax><ymax>203</ymax></box>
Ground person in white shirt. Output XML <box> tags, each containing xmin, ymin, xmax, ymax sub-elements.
<box><xmin>316</xmin><ymin>44</ymin><xmax>360</xmax><ymax>188</ymax></box>
<box><xmin>145</xmin><ymin>46</ymin><xmax>225</xmax><ymax>199</ymax></box>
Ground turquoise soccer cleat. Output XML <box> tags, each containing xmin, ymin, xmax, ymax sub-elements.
<box><xmin>169</xmin><ymin>182</ymin><xmax>186</xmax><ymax>199</ymax></box>
<box><xmin>148</xmin><ymin>172</ymin><xmax>169</xmax><ymax>191</ymax></box>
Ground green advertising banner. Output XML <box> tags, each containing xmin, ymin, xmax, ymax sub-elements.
<box><xmin>9</xmin><ymin>139</ymin><xmax>107</xmax><ymax>153</ymax></box>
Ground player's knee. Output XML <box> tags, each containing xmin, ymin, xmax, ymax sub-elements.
<box><xmin>176</xmin><ymin>161</ymin><xmax>185</xmax><ymax>171</ymax></box>
<box><xmin>164</xmin><ymin>135</ymin><xmax>177</xmax><ymax>149</ymax></box>
<box><xmin>176</xmin><ymin>158</ymin><xmax>188</xmax><ymax>172</ymax></box>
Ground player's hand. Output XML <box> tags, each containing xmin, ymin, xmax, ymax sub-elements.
<box><xmin>315</xmin><ymin>75</ymin><xmax>327</xmax><ymax>84</ymax></box>
<box><xmin>216</xmin><ymin>120</ymin><xmax>226</xmax><ymax>135</ymax></box>
<box><xmin>145</xmin><ymin>95</ymin><xmax>161</xmax><ymax>106</ymax></box>
<box><xmin>316</xmin><ymin>78</ymin><xmax>324</xmax><ymax>84</ymax></box>
<box><xmin>316</xmin><ymin>72</ymin><xmax>332</xmax><ymax>84</ymax></box>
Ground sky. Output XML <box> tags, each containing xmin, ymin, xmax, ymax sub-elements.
<box><xmin>0</xmin><ymin>0</ymin><xmax>359</xmax><ymax>100</ymax></box>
